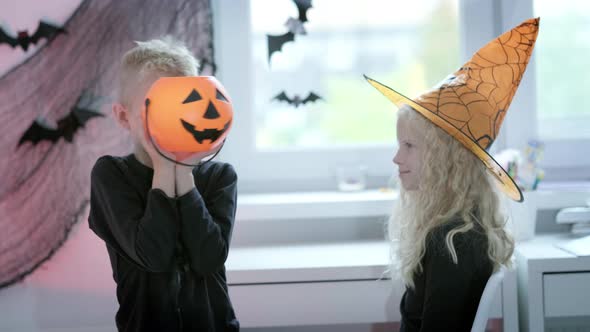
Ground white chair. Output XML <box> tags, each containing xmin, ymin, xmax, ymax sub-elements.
<box><xmin>471</xmin><ymin>265</ymin><xmax>506</xmax><ymax>332</ymax></box>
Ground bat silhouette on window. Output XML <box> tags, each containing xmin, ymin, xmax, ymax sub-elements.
<box><xmin>271</xmin><ymin>91</ymin><xmax>323</xmax><ymax>108</ymax></box>
<box><xmin>266</xmin><ymin>0</ymin><xmax>313</xmax><ymax>64</ymax></box>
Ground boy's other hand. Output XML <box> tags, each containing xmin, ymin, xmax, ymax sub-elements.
<box><xmin>174</xmin><ymin>145</ymin><xmax>222</xmax><ymax>197</ymax></box>
<box><xmin>141</xmin><ymin>118</ymin><xmax>176</xmax><ymax>171</ymax></box>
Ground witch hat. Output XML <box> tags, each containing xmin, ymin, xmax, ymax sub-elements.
<box><xmin>365</xmin><ymin>17</ymin><xmax>540</xmax><ymax>202</ymax></box>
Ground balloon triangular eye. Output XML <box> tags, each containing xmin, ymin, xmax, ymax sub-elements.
<box><xmin>203</xmin><ymin>101</ymin><xmax>220</xmax><ymax>119</ymax></box>
<box><xmin>183</xmin><ymin>89</ymin><xmax>202</xmax><ymax>104</ymax></box>
<box><xmin>216</xmin><ymin>89</ymin><xmax>228</xmax><ymax>102</ymax></box>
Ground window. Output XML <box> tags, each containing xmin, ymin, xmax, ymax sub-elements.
<box><xmin>498</xmin><ymin>0</ymin><xmax>590</xmax><ymax>179</ymax></box>
<box><xmin>533</xmin><ymin>0</ymin><xmax>590</xmax><ymax>141</ymax></box>
<box><xmin>214</xmin><ymin>0</ymin><xmax>587</xmax><ymax>192</ymax></box>
<box><xmin>250</xmin><ymin>0</ymin><xmax>460</xmax><ymax>149</ymax></box>
<box><xmin>214</xmin><ymin>0</ymin><xmax>461</xmax><ymax>191</ymax></box>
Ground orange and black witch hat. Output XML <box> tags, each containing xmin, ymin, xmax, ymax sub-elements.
<box><xmin>365</xmin><ymin>17</ymin><xmax>540</xmax><ymax>202</ymax></box>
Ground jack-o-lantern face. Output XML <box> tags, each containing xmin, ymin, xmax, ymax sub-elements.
<box><xmin>143</xmin><ymin>76</ymin><xmax>233</xmax><ymax>159</ymax></box>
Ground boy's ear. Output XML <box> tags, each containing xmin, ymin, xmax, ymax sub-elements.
<box><xmin>112</xmin><ymin>103</ymin><xmax>131</xmax><ymax>130</ymax></box>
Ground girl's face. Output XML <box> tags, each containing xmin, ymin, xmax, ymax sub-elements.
<box><xmin>393</xmin><ymin>115</ymin><xmax>422</xmax><ymax>191</ymax></box>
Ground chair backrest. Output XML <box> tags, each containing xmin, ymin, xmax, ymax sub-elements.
<box><xmin>471</xmin><ymin>265</ymin><xmax>506</xmax><ymax>332</ymax></box>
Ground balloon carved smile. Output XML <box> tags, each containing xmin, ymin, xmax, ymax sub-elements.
<box><xmin>180</xmin><ymin>119</ymin><xmax>231</xmax><ymax>144</ymax></box>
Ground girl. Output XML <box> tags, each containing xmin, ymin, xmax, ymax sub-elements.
<box><xmin>365</xmin><ymin>17</ymin><xmax>540</xmax><ymax>331</ymax></box>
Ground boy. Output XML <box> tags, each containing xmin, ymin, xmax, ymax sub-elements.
<box><xmin>88</xmin><ymin>38</ymin><xmax>239</xmax><ymax>332</ymax></box>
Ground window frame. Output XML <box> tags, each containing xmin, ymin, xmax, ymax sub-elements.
<box><xmin>497</xmin><ymin>0</ymin><xmax>590</xmax><ymax>180</ymax></box>
<box><xmin>212</xmin><ymin>0</ymin><xmax>588</xmax><ymax>194</ymax></box>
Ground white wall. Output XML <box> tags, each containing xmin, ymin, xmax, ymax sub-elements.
<box><xmin>0</xmin><ymin>210</ymin><xmax>118</xmax><ymax>332</ymax></box>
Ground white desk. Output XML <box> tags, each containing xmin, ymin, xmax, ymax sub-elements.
<box><xmin>226</xmin><ymin>241</ymin><xmax>518</xmax><ymax>330</ymax></box>
<box><xmin>515</xmin><ymin>234</ymin><xmax>590</xmax><ymax>332</ymax></box>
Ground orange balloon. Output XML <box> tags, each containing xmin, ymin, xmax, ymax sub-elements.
<box><xmin>142</xmin><ymin>76</ymin><xmax>233</xmax><ymax>159</ymax></box>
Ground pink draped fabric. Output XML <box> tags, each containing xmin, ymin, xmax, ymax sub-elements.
<box><xmin>0</xmin><ymin>0</ymin><xmax>215</xmax><ymax>289</ymax></box>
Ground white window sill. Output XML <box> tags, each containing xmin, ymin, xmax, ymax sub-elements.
<box><xmin>236</xmin><ymin>183</ymin><xmax>590</xmax><ymax>222</ymax></box>
<box><xmin>226</xmin><ymin>240</ymin><xmax>390</xmax><ymax>285</ymax></box>
<box><xmin>534</xmin><ymin>182</ymin><xmax>590</xmax><ymax>209</ymax></box>
<box><xmin>236</xmin><ymin>189</ymin><xmax>398</xmax><ymax>221</ymax></box>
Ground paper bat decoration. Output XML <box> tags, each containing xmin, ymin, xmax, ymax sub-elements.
<box><xmin>17</xmin><ymin>93</ymin><xmax>104</xmax><ymax>147</ymax></box>
<box><xmin>0</xmin><ymin>21</ymin><xmax>66</xmax><ymax>51</ymax></box>
<box><xmin>266</xmin><ymin>0</ymin><xmax>312</xmax><ymax>64</ymax></box>
<box><xmin>271</xmin><ymin>91</ymin><xmax>323</xmax><ymax>108</ymax></box>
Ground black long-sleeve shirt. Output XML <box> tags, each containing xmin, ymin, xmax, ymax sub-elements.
<box><xmin>400</xmin><ymin>220</ymin><xmax>493</xmax><ymax>332</ymax></box>
<box><xmin>88</xmin><ymin>154</ymin><xmax>239</xmax><ymax>332</ymax></box>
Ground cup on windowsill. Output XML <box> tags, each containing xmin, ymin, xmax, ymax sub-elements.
<box><xmin>336</xmin><ymin>165</ymin><xmax>368</xmax><ymax>192</ymax></box>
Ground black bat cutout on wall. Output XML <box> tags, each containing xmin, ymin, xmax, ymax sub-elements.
<box><xmin>17</xmin><ymin>92</ymin><xmax>104</xmax><ymax>147</ymax></box>
<box><xmin>271</xmin><ymin>91</ymin><xmax>323</xmax><ymax>108</ymax></box>
<box><xmin>0</xmin><ymin>21</ymin><xmax>66</xmax><ymax>51</ymax></box>
<box><xmin>266</xmin><ymin>0</ymin><xmax>312</xmax><ymax>64</ymax></box>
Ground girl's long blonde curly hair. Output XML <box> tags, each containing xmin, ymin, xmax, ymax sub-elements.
<box><xmin>389</xmin><ymin>105</ymin><xmax>514</xmax><ymax>288</ymax></box>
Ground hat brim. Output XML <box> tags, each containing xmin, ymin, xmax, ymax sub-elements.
<box><xmin>364</xmin><ymin>75</ymin><xmax>523</xmax><ymax>202</ymax></box>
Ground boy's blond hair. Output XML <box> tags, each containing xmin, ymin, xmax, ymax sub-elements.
<box><xmin>117</xmin><ymin>37</ymin><xmax>200</xmax><ymax>108</ymax></box>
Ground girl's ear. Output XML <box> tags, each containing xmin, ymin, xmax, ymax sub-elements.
<box><xmin>112</xmin><ymin>103</ymin><xmax>131</xmax><ymax>130</ymax></box>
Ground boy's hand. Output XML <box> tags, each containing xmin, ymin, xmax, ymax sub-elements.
<box><xmin>143</xmin><ymin>136</ymin><xmax>176</xmax><ymax>197</ymax></box>
<box><xmin>140</xmin><ymin>116</ymin><xmax>176</xmax><ymax>171</ymax></box>
<box><xmin>174</xmin><ymin>145</ymin><xmax>222</xmax><ymax>197</ymax></box>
